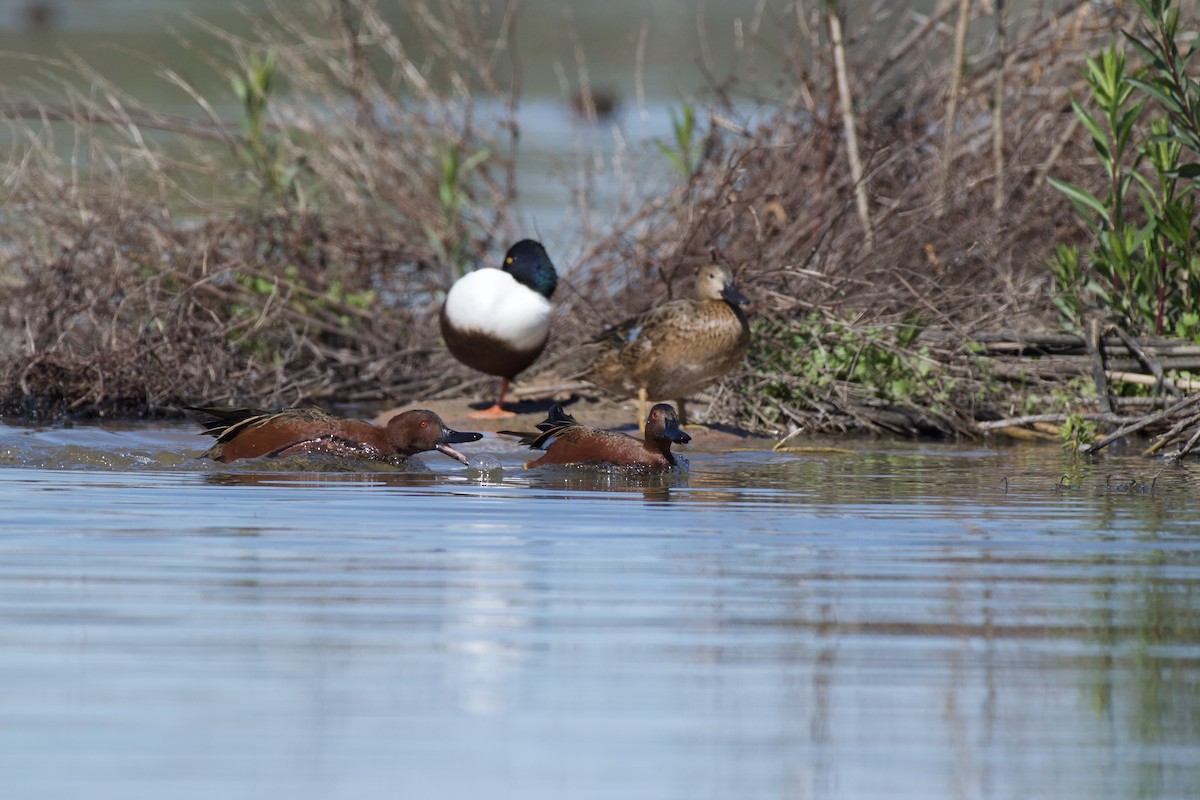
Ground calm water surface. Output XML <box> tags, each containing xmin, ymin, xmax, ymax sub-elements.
<box><xmin>2</xmin><ymin>3</ymin><xmax>1199</xmax><ymax>798</ymax></box>
<box><xmin>0</xmin><ymin>420</ymin><xmax>1198</xmax><ymax>799</ymax></box>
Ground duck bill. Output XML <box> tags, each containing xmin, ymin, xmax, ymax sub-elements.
<box><xmin>435</xmin><ymin>427</ymin><xmax>484</xmax><ymax>465</ymax></box>
<box><xmin>721</xmin><ymin>283</ymin><xmax>749</xmax><ymax>305</ymax></box>
<box><xmin>664</xmin><ymin>419</ymin><xmax>692</xmax><ymax>445</ymax></box>
<box><xmin>434</xmin><ymin>442</ymin><xmax>472</xmax><ymax>464</ymax></box>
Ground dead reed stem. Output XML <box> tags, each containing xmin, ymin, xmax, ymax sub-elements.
<box><xmin>991</xmin><ymin>0</ymin><xmax>1007</xmax><ymax>213</ymax></box>
<box><xmin>935</xmin><ymin>0</ymin><xmax>973</xmax><ymax>219</ymax></box>
<box><xmin>826</xmin><ymin>3</ymin><xmax>874</xmax><ymax>251</ymax></box>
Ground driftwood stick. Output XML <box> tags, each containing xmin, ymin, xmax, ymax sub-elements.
<box><xmin>1143</xmin><ymin>410</ymin><xmax>1200</xmax><ymax>456</ymax></box>
<box><xmin>1176</xmin><ymin>423</ymin><xmax>1200</xmax><ymax>459</ymax></box>
<box><xmin>921</xmin><ymin>328</ymin><xmax>1200</xmax><ymax>354</ymax></box>
<box><xmin>1086</xmin><ymin>318</ymin><xmax>1116</xmax><ymax>414</ymax></box>
<box><xmin>1112</xmin><ymin>326</ymin><xmax>1179</xmax><ymax>397</ymax></box>
<box><xmin>976</xmin><ymin>412</ymin><xmax>1136</xmax><ymax>431</ymax></box>
<box><xmin>1108</xmin><ymin>371</ymin><xmax>1200</xmax><ymax>392</ymax></box>
<box><xmin>1086</xmin><ymin>392</ymin><xmax>1200</xmax><ymax>455</ymax></box>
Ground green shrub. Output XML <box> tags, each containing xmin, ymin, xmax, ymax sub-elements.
<box><xmin>1049</xmin><ymin>0</ymin><xmax>1200</xmax><ymax>340</ymax></box>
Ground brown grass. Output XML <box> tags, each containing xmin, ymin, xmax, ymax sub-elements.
<box><xmin>563</xmin><ymin>1</ymin><xmax>1126</xmax><ymax>434</ymax></box>
<box><xmin>0</xmin><ymin>0</ymin><xmax>1139</xmax><ymax>434</ymax></box>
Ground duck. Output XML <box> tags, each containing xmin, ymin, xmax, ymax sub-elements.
<box><xmin>585</xmin><ymin>262</ymin><xmax>750</xmax><ymax>430</ymax></box>
<box><xmin>188</xmin><ymin>405</ymin><xmax>483</xmax><ymax>465</ymax></box>
<box><xmin>440</xmin><ymin>239</ymin><xmax>559</xmax><ymax>418</ymax></box>
<box><xmin>500</xmin><ymin>403</ymin><xmax>690</xmax><ymax>470</ymax></box>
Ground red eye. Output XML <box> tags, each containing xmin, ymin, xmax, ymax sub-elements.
<box><xmin>420</xmin><ymin>421</ymin><xmax>428</xmax><ymax>428</ymax></box>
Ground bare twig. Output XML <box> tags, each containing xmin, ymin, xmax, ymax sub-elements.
<box><xmin>935</xmin><ymin>0</ymin><xmax>973</xmax><ymax>219</ymax></box>
<box><xmin>826</xmin><ymin>2</ymin><xmax>874</xmax><ymax>250</ymax></box>
<box><xmin>991</xmin><ymin>0</ymin><xmax>1007</xmax><ymax>213</ymax></box>
<box><xmin>1086</xmin><ymin>393</ymin><xmax>1200</xmax><ymax>455</ymax></box>
<box><xmin>976</xmin><ymin>412</ymin><xmax>1137</xmax><ymax>431</ymax></box>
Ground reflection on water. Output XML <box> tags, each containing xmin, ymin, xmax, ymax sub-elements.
<box><xmin>0</xmin><ymin>421</ymin><xmax>1198</xmax><ymax>798</ymax></box>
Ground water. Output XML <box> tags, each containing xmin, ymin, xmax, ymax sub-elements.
<box><xmin>1</xmin><ymin>420</ymin><xmax>1198</xmax><ymax>799</ymax></box>
<box><xmin>2</xmin><ymin>3</ymin><xmax>1199</xmax><ymax>797</ymax></box>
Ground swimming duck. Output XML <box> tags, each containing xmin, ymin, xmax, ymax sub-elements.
<box><xmin>585</xmin><ymin>263</ymin><xmax>750</xmax><ymax>430</ymax></box>
<box><xmin>500</xmin><ymin>403</ymin><xmax>690</xmax><ymax>470</ymax></box>
<box><xmin>440</xmin><ymin>239</ymin><xmax>559</xmax><ymax>418</ymax></box>
<box><xmin>189</xmin><ymin>406</ymin><xmax>482</xmax><ymax>464</ymax></box>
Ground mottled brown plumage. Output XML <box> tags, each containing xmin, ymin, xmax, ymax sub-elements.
<box><xmin>585</xmin><ymin>264</ymin><xmax>750</xmax><ymax>427</ymax></box>
<box><xmin>501</xmin><ymin>403</ymin><xmax>690</xmax><ymax>470</ymax></box>
<box><xmin>189</xmin><ymin>406</ymin><xmax>482</xmax><ymax>464</ymax></box>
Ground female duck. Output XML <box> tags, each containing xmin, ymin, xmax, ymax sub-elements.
<box><xmin>585</xmin><ymin>263</ymin><xmax>749</xmax><ymax>429</ymax></box>
<box><xmin>501</xmin><ymin>403</ymin><xmax>690</xmax><ymax>470</ymax></box>
<box><xmin>440</xmin><ymin>239</ymin><xmax>558</xmax><ymax>419</ymax></box>
<box><xmin>190</xmin><ymin>406</ymin><xmax>482</xmax><ymax>464</ymax></box>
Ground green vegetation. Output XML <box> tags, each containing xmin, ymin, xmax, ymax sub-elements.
<box><xmin>1049</xmin><ymin>0</ymin><xmax>1200</xmax><ymax>340</ymax></box>
<box><xmin>655</xmin><ymin>105</ymin><xmax>703</xmax><ymax>182</ymax></box>
<box><xmin>230</xmin><ymin>51</ymin><xmax>316</xmax><ymax>210</ymax></box>
<box><xmin>752</xmin><ymin>314</ymin><xmax>965</xmax><ymax>432</ymax></box>
<box><xmin>1060</xmin><ymin>412</ymin><xmax>1098</xmax><ymax>452</ymax></box>
<box><xmin>428</xmin><ymin>143</ymin><xmax>491</xmax><ymax>279</ymax></box>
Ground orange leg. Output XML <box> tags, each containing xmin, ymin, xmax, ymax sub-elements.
<box><xmin>468</xmin><ymin>377</ymin><xmax>517</xmax><ymax>419</ymax></box>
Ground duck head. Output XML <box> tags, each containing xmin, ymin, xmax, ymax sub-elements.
<box><xmin>385</xmin><ymin>410</ymin><xmax>484</xmax><ymax>463</ymax></box>
<box><xmin>503</xmin><ymin>239</ymin><xmax>558</xmax><ymax>300</ymax></box>
<box><xmin>645</xmin><ymin>403</ymin><xmax>691</xmax><ymax>446</ymax></box>
<box><xmin>693</xmin><ymin>264</ymin><xmax>748</xmax><ymax>306</ymax></box>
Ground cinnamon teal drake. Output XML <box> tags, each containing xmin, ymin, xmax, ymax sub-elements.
<box><xmin>500</xmin><ymin>403</ymin><xmax>690</xmax><ymax>470</ymax></box>
<box><xmin>189</xmin><ymin>406</ymin><xmax>483</xmax><ymax>465</ymax></box>
<box><xmin>585</xmin><ymin>263</ymin><xmax>750</xmax><ymax>430</ymax></box>
<box><xmin>440</xmin><ymin>239</ymin><xmax>559</xmax><ymax>419</ymax></box>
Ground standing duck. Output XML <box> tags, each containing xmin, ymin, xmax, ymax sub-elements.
<box><xmin>440</xmin><ymin>239</ymin><xmax>559</xmax><ymax>418</ymax></box>
<box><xmin>585</xmin><ymin>263</ymin><xmax>750</xmax><ymax>429</ymax></box>
<box><xmin>500</xmin><ymin>403</ymin><xmax>690</xmax><ymax>470</ymax></box>
<box><xmin>189</xmin><ymin>406</ymin><xmax>482</xmax><ymax>465</ymax></box>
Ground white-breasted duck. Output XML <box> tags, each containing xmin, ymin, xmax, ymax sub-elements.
<box><xmin>439</xmin><ymin>239</ymin><xmax>559</xmax><ymax>418</ymax></box>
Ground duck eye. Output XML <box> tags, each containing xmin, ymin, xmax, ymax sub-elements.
<box><xmin>420</xmin><ymin>420</ymin><xmax>428</xmax><ymax>428</ymax></box>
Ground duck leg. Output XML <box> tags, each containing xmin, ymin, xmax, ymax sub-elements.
<box><xmin>468</xmin><ymin>377</ymin><xmax>517</xmax><ymax>419</ymax></box>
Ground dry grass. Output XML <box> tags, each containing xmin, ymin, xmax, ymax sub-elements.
<box><xmin>0</xmin><ymin>0</ymin><xmax>524</xmax><ymax>418</ymax></box>
<box><xmin>562</xmin><ymin>1</ymin><xmax>1128</xmax><ymax>435</ymax></box>
<box><xmin>0</xmin><ymin>0</ymin><xmax>1143</xmax><ymax>434</ymax></box>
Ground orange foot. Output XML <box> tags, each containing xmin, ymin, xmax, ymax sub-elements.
<box><xmin>467</xmin><ymin>404</ymin><xmax>517</xmax><ymax>419</ymax></box>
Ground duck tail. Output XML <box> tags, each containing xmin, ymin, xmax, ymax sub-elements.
<box><xmin>496</xmin><ymin>428</ymin><xmax>541</xmax><ymax>447</ymax></box>
<box><xmin>498</xmin><ymin>404</ymin><xmax>580</xmax><ymax>450</ymax></box>
<box><xmin>186</xmin><ymin>406</ymin><xmax>268</xmax><ymax>442</ymax></box>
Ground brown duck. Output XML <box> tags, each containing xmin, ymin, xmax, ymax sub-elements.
<box><xmin>189</xmin><ymin>406</ymin><xmax>482</xmax><ymax>465</ymax></box>
<box><xmin>585</xmin><ymin>263</ymin><xmax>750</xmax><ymax>429</ymax></box>
<box><xmin>500</xmin><ymin>403</ymin><xmax>690</xmax><ymax>470</ymax></box>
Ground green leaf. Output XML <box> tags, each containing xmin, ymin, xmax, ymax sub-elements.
<box><xmin>1048</xmin><ymin>176</ymin><xmax>1110</xmax><ymax>219</ymax></box>
<box><xmin>1128</xmin><ymin>77</ymin><xmax>1185</xmax><ymax>114</ymax></box>
<box><xmin>1070</xmin><ymin>96</ymin><xmax>1112</xmax><ymax>162</ymax></box>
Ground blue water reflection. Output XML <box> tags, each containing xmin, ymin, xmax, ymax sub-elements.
<box><xmin>0</xmin><ymin>424</ymin><xmax>1198</xmax><ymax>799</ymax></box>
